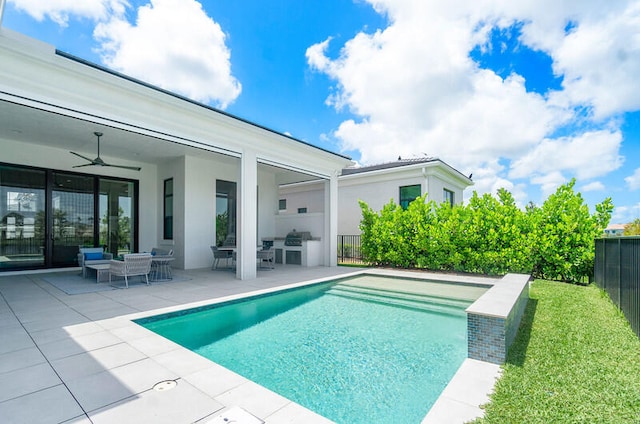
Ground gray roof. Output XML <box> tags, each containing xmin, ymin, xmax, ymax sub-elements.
<box><xmin>341</xmin><ymin>157</ymin><xmax>439</xmax><ymax>175</ymax></box>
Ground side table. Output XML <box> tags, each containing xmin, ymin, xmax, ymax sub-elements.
<box><xmin>150</xmin><ymin>256</ymin><xmax>175</xmax><ymax>281</ymax></box>
<box><xmin>85</xmin><ymin>263</ymin><xmax>111</xmax><ymax>283</ymax></box>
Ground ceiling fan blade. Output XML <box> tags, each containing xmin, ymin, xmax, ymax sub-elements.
<box><xmin>70</xmin><ymin>151</ymin><xmax>95</xmax><ymax>162</ymax></box>
<box><xmin>71</xmin><ymin>132</ymin><xmax>142</xmax><ymax>171</ymax></box>
<box><xmin>104</xmin><ymin>163</ymin><xmax>142</xmax><ymax>171</ymax></box>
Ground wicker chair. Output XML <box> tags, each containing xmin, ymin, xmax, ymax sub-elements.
<box><xmin>211</xmin><ymin>246</ymin><xmax>233</xmax><ymax>269</ymax></box>
<box><xmin>78</xmin><ymin>247</ymin><xmax>113</xmax><ymax>278</ymax></box>
<box><xmin>150</xmin><ymin>248</ymin><xmax>174</xmax><ymax>281</ymax></box>
<box><xmin>108</xmin><ymin>253</ymin><xmax>153</xmax><ymax>288</ymax></box>
<box><xmin>257</xmin><ymin>246</ymin><xmax>275</xmax><ymax>269</ymax></box>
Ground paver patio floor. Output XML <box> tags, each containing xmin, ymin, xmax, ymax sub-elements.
<box><xmin>0</xmin><ymin>265</ymin><xmax>365</xmax><ymax>424</ymax></box>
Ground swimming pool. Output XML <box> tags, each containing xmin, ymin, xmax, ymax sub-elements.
<box><xmin>137</xmin><ymin>274</ymin><xmax>488</xmax><ymax>423</ymax></box>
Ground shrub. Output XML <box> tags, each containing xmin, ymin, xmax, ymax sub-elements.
<box><xmin>358</xmin><ymin>179</ymin><xmax>613</xmax><ymax>283</ymax></box>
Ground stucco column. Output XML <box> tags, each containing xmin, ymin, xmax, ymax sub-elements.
<box><xmin>0</xmin><ymin>0</ymin><xmax>6</xmax><ymax>28</ymax></box>
<box><xmin>237</xmin><ymin>149</ymin><xmax>257</xmax><ymax>279</ymax></box>
<box><xmin>324</xmin><ymin>172</ymin><xmax>339</xmax><ymax>267</ymax></box>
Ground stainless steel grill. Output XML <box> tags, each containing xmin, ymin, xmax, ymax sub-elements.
<box><xmin>284</xmin><ymin>230</ymin><xmax>312</xmax><ymax>246</ymax></box>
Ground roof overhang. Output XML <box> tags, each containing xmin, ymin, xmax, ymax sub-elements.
<box><xmin>0</xmin><ymin>28</ymin><xmax>352</xmax><ymax>180</ymax></box>
<box><xmin>339</xmin><ymin>159</ymin><xmax>474</xmax><ymax>188</ymax></box>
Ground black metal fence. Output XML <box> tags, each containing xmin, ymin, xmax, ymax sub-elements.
<box><xmin>337</xmin><ymin>235</ymin><xmax>363</xmax><ymax>264</ymax></box>
<box><xmin>594</xmin><ymin>237</ymin><xmax>640</xmax><ymax>338</ymax></box>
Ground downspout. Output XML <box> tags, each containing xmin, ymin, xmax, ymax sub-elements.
<box><xmin>421</xmin><ymin>166</ymin><xmax>428</xmax><ymax>203</ymax></box>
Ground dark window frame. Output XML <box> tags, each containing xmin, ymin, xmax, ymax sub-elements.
<box><xmin>163</xmin><ymin>178</ymin><xmax>173</xmax><ymax>240</ymax></box>
<box><xmin>443</xmin><ymin>188</ymin><xmax>455</xmax><ymax>207</ymax></box>
<box><xmin>279</xmin><ymin>199</ymin><xmax>287</xmax><ymax>210</ymax></box>
<box><xmin>0</xmin><ymin>162</ymin><xmax>138</xmax><ymax>271</ymax></box>
<box><xmin>399</xmin><ymin>184</ymin><xmax>421</xmax><ymax>209</ymax></box>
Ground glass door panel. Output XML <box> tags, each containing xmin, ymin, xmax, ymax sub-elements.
<box><xmin>0</xmin><ymin>166</ymin><xmax>46</xmax><ymax>270</ymax></box>
<box><xmin>51</xmin><ymin>172</ymin><xmax>95</xmax><ymax>267</ymax></box>
<box><xmin>100</xmin><ymin>179</ymin><xmax>135</xmax><ymax>257</ymax></box>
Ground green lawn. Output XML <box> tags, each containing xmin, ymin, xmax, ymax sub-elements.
<box><xmin>475</xmin><ymin>280</ymin><xmax>640</xmax><ymax>423</ymax></box>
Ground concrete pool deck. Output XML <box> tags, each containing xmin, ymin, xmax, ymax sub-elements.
<box><xmin>0</xmin><ymin>266</ymin><xmax>506</xmax><ymax>423</ymax></box>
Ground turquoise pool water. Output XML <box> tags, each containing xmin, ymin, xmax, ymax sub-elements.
<box><xmin>137</xmin><ymin>275</ymin><xmax>487</xmax><ymax>423</ymax></box>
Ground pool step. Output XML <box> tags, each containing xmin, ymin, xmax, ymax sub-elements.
<box><xmin>330</xmin><ymin>283</ymin><xmax>473</xmax><ymax>309</ymax></box>
<box><xmin>327</xmin><ymin>284</ymin><xmax>469</xmax><ymax>316</ymax></box>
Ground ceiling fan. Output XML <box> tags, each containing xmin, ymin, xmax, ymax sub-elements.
<box><xmin>70</xmin><ymin>132</ymin><xmax>141</xmax><ymax>171</ymax></box>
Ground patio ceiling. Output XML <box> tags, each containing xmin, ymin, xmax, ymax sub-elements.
<box><xmin>0</xmin><ymin>99</ymin><xmax>226</xmax><ymax>165</ymax></box>
<box><xmin>0</xmin><ymin>99</ymin><xmax>322</xmax><ymax>185</ymax></box>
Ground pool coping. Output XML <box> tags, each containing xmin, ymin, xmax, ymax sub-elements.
<box><xmin>111</xmin><ymin>269</ymin><xmax>516</xmax><ymax>423</ymax></box>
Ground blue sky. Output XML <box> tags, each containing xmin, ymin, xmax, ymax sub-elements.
<box><xmin>3</xmin><ymin>0</ymin><xmax>640</xmax><ymax>224</ymax></box>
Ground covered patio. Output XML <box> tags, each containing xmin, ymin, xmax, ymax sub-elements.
<box><xmin>0</xmin><ymin>265</ymin><xmax>367</xmax><ymax>423</ymax></box>
<box><xmin>0</xmin><ymin>28</ymin><xmax>351</xmax><ymax>280</ymax></box>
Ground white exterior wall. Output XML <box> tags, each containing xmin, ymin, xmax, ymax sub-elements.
<box><xmin>336</xmin><ymin>163</ymin><xmax>471</xmax><ymax>234</ymax></box>
<box><xmin>183</xmin><ymin>155</ymin><xmax>216</xmax><ymax>270</ymax></box>
<box><xmin>257</xmin><ymin>167</ymin><xmax>278</xmax><ymax>241</ymax></box>
<box><xmin>155</xmin><ymin>156</ymin><xmax>184</xmax><ymax>267</ymax></box>
<box><xmin>275</xmin><ymin>213</ymin><xmax>325</xmax><ymax>239</ymax></box>
<box><xmin>339</xmin><ymin>176</ymin><xmax>424</xmax><ymax>235</ymax></box>
<box><xmin>425</xmin><ymin>171</ymin><xmax>466</xmax><ymax>207</ymax></box>
<box><xmin>157</xmin><ymin>154</ymin><xmax>281</xmax><ymax>271</ymax></box>
<box><xmin>278</xmin><ymin>161</ymin><xmax>473</xmax><ymax>236</ymax></box>
<box><xmin>278</xmin><ymin>186</ymin><xmax>324</xmax><ymax>214</ymax></box>
<box><xmin>276</xmin><ymin>181</ymin><xmax>326</xmax><ymax>241</ymax></box>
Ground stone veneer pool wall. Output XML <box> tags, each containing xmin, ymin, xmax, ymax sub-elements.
<box><xmin>466</xmin><ymin>273</ymin><xmax>531</xmax><ymax>364</ymax></box>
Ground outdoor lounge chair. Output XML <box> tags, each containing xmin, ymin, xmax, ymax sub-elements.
<box><xmin>150</xmin><ymin>247</ymin><xmax>173</xmax><ymax>257</ymax></box>
<box><xmin>78</xmin><ymin>247</ymin><xmax>113</xmax><ymax>278</ymax></box>
<box><xmin>108</xmin><ymin>253</ymin><xmax>152</xmax><ymax>288</ymax></box>
<box><xmin>257</xmin><ymin>246</ymin><xmax>275</xmax><ymax>269</ymax></box>
<box><xmin>211</xmin><ymin>246</ymin><xmax>233</xmax><ymax>269</ymax></box>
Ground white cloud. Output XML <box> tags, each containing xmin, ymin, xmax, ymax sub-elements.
<box><xmin>8</xmin><ymin>0</ymin><xmax>128</xmax><ymax>26</ymax></box>
<box><xmin>626</xmin><ymin>168</ymin><xmax>640</xmax><ymax>190</ymax></box>
<box><xmin>306</xmin><ymin>0</ymin><xmax>637</xmax><ymax>201</ymax></box>
<box><xmin>509</xmin><ymin>130</ymin><xmax>623</xmax><ymax>181</ymax></box>
<box><xmin>531</xmin><ymin>171</ymin><xmax>567</xmax><ymax>198</ymax></box>
<box><xmin>581</xmin><ymin>181</ymin><xmax>605</xmax><ymax>192</ymax></box>
<box><xmin>94</xmin><ymin>0</ymin><xmax>241</xmax><ymax>108</ymax></box>
<box><xmin>14</xmin><ymin>0</ymin><xmax>243</xmax><ymax>108</ymax></box>
<box><xmin>612</xmin><ymin>203</ymin><xmax>640</xmax><ymax>223</ymax></box>
<box><xmin>544</xmin><ymin>1</ymin><xmax>640</xmax><ymax>119</ymax></box>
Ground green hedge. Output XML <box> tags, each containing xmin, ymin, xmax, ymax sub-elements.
<box><xmin>359</xmin><ymin>180</ymin><xmax>613</xmax><ymax>283</ymax></box>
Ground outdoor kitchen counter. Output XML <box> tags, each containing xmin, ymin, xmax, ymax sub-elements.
<box><xmin>271</xmin><ymin>239</ymin><xmax>323</xmax><ymax>266</ymax></box>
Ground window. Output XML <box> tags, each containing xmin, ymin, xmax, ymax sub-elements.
<box><xmin>216</xmin><ymin>180</ymin><xmax>237</xmax><ymax>247</ymax></box>
<box><xmin>297</xmin><ymin>207</ymin><xmax>307</xmax><ymax>214</ymax></box>
<box><xmin>443</xmin><ymin>189</ymin><xmax>455</xmax><ymax>207</ymax></box>
<box><xmin>279</xmin><ymin>199</ymin><xmax>286</xmax><ymax>210</ymax></box>
<box><xmin>399</xmin><ymin>184</ymin><xmax>421</xmax><ymax>209</ymax></box>
<box><xmin>163</xmin><ymin>178</ymin><xmax>173</xmax><ymax>240</ymax></box>
<box><xmin>100</xmin><ymin>179</ymin><xmax>135</xmax><ymax>256</ymax></box>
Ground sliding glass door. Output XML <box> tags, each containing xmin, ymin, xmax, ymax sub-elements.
<box><xmin>0</xmin><ymin>166</ymin><xmax>46</xmax><ymax>269</ymax></box>
<box><xmin>0</xmin><ymin>163</ymin><xmax>138</xmax><ymax>271</ymax></box>
<box><xmin>51</xmin><ymin>172</ymin><xmax>95</xmax><ymax>267</ymax></box>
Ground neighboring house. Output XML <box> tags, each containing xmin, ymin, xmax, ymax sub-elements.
<box><xmin>278</xmin><ymin>157</ymin><xmax>473</xmax><ymax>235</ymax></box>
<box><xmin>0</xmin><ymin>29</ymin><xmax>352</xmax><ymax>279</ymax></box>
<box><xmin>604</xmin><ymin>224</ymin><xmax>626</xmax><ymax>237</ymax></box>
